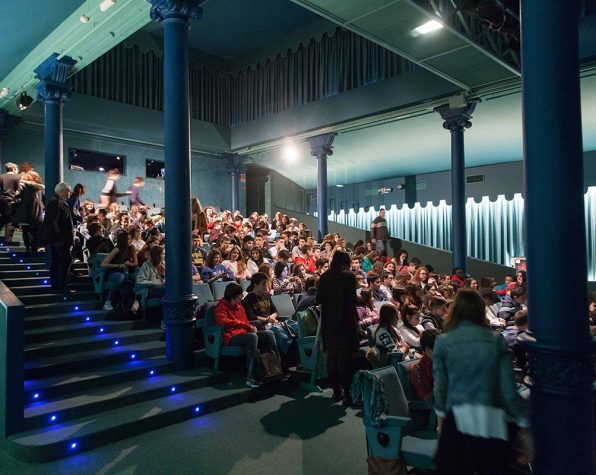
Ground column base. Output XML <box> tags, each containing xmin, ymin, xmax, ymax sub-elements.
<box><xmin>163</xmin><ymin>296</ymin><xmax>197</xmax><ymax>370</ymax></box>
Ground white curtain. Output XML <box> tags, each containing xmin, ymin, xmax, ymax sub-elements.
<box><xmin>328</xmin><ymin>188</ymin><xmax>596</xmax><ymax>279</ymax></box>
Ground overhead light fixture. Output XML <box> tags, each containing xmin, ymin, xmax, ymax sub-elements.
<box><xmin>336</xmin><ymin>184</ymin><xmax>344</xmax><ymax>188</ymax></box>
<box><xmin>0</xmin><ymin>87</ymin><xmax>9</xmax><ymax>98</ymax></box>
<box><xmin>413</xmin><ymin>20</ymin><xmax>443</xmax><ymax>35</ymax></box>
<box><xmin>80</xmin><ymin>15</ymin><xmax>90</xmax><ymax>23</ymax></box>
<box><xmin>283</xmin><ymin>145</ymin><xmax>299</xmax><ymax>162</ymax></box>
<box><xmin>99</xmin><ymin>0</ymin><xmax>116</xmax><ymax>12</ymax></box>
<box><xmin>17</xmin><ymin>92</ymin><xmax>33</xmax><ymax>111</ymax></box>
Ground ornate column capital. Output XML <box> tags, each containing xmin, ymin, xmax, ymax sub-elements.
<box><xmin>435</xmin><ymin>97</ymin><xmax>480</xmax><ymax>131</ymax></box>
<box><xmin>223</xmin><ymin>152</ymin><xmax>244</xmax><ymax>174</ymax></box>
<box><xmin>307</xmin><ymin>133</ymin><xmax>337</xmax><ymax>159</ymax></box>
<box><xmin>148</xmin><ymin>0</ymin><xmax>203</xmax><ymax>22</ymax></box>
<box><xmin>0</xmin><ymin>109</ymin><xmax>20</xmax><ymax>140</ymax></box>
<box><xmin>34</xmin><ymin>53</ymin><xmax>76</xmax><ymax>103</ymax></box>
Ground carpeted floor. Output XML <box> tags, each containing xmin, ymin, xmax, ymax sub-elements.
<box><xmin>0</xmin><ymin>387</ymin><xmax>368</xmax><ymax>475</ymax></box>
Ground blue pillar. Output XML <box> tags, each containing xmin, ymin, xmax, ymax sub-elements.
<box><xmin>435</xmin><ymin>100</ymin><xmax>479</xmax><ymax>273</ymax></box>
<box><xmin>307</xmin><ymin>133</ymin><xmax>336</xmax><ymax>242</ymax></box>
<box><xmin>520</xmin><ymin>1</ymin><xmax>595</xmax><ymax>473</ymax></box>
<box><xmin>34</xmin><ymin>54</ymin><xmax>76</xmax><ymax>198</ymax></box>
<box><xmin>224</xmin><ymin>153</ymin><xmax>243</xmax><ymax>212</ymax></box>
<box><xmin>149</xmin><ymin>0</ymin><xmax>201</xmax><ymax>370</ymax></box>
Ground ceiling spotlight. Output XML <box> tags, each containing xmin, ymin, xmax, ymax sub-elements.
<box><xmin>100</xmin><ymin>0</ymin><xmax>116</xmax><ymax>12</ymax></box>
<box><xmin>283</xmin><ymin>145</ymin><xmax>299</xmax><ymax>162</ymax></box>
<box><xmin>17</xmin><ymin>92</ymin><xmax>33</xmax><ymax>111</ymax></box>
<box><xmin>413</xmin><ymin>20</ymin><xmax>443</xmax><ymax>35</ymax></box>
<box><xmin>0</xmin><ymin>87</ymin><xmax>9</xmax><ymax>98</ymax></box>
<box><xmin>80</xmin><ymin>15</ymin><xmax>90</xmax><ymax>23</ymax></box>
<box><xmin>396</xmin><ymin>183</ymin><xmax>405</xmax><ymax>190</ymax></box>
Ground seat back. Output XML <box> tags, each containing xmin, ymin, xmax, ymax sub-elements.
<box><xmin>212</xmin><ymin>280</ymin><xmax>233</xmax><ymax>300</ymax></box>
<box><xmin>204</xmin><ymin>301</ymin><xmax>219</xmax><ymax>327</ymax></box>
<box><xmin>193</xmin><ymin>282</ymin><xmax>214</xmax><ymax>307</ymax></box>
<box><xmin>271</xmin><ymin>293</ymin><xmax>295</xmax><ymax>319</ymax></box>
<box><xmin>240</xmin><ymin>279</ymin><xmax>251</xmax><ymax>291</ymax></box>
<box><xmin>365</xmin><ymin>367</ymin><xmax>410</xmax><ymax>420</ymax></box>
<box><xmin>396</xmin><ymin>359</ymin><xmax>420</xmax><ymax>402</ymax></box>
<box><xmin>366</xmin><ymin>325</ymin><xmax>377</xmax><ymax>347</ymax></box>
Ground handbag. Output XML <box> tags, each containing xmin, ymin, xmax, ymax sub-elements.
<box><xmin>367</xmin><ymin>456</ymin><xmax>407</xmax><ymax>475</ymax></box>
<box><xmin>255</xmin><ymin>350</ymin><xmax>284</xmax><ymax>380</ymax></box>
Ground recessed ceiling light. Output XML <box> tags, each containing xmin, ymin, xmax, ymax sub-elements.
<box><xmin>336</xmin><ymin>184</ymin><xmax>344</xmax><ymax>188</ymax></box>
<box><xmin>80</xmin><ymin>15</ymin><xmax>90</xmax><ymax>23</ymax></box>
<box><xmin>413</xmin><ymin>20</ymin><xmax>443</xmax><ymax>35</ymax></box>
<box><xmin>99</xmin><ymin>0</ymin><xmax>116</xmax><ymax>12</ymax></box>
<box><xmin>0</xmin><ymin>87</ymin><xmax>9</xmax><ymax>98</ymax></box>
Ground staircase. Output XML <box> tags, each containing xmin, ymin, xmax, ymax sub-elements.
<box><xmin>0</xmin><ymin>239</ymin><xmax>288</xmax><ymax>462</ymax></box>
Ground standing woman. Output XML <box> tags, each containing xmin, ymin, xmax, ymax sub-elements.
<box><xmin>13</xmin><ymin>170</ymin><xmax>45</xmax><ymax>256</ymax></box>
<box><xmin>67</xmin><ymin>183</ymin><xmax>85</xmax><ymax>226</ymax></box>
<box><xmin>316</xmin><ymin>250</ymin><xmax>359</xmax><ymax>405</ymax></box>
<box><xmin>191</xmin><ymin>197</ymin><xmax>208</xmax><ymax>237</ymax></box>
<box><xmin>433</xmin><ymin>289</ymin><xmax>531</xmax><ymax>474</ymax></box>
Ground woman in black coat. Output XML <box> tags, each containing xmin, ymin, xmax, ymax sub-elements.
<box><xmin>13</xmin><ymin>170</ymin><xmax>45</xmax><ymax>255</ymax></box>
<box><xmin>316</xmin><ymin>250</ymin><xmax>359</xmax><ymax>405</ymax></box>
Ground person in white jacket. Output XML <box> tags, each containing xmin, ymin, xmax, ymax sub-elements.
<box><xmin>135</xmin><ymin>245</ymin><xmax>165</xmax><ymax>298</ymax></box>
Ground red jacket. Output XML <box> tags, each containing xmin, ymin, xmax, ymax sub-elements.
<box><xmin>294</xmin><ymin>255</ymin><xmax>316</xmax><ymax>273</ymax></box>
<box><xmin>214</xmin><ymin>298</ymin><xmax>254</xmax><ymax>346</ymax></box>
<box><xmin>409</xmin><ymin>356</ymin><xmax>434</xmax><ymax>401</ymax></box>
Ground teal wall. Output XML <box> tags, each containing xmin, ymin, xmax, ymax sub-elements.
<box><xmin>2</xmin><ymin>94</ymin><xmax>232</xmax><ymax>210</ymax></box>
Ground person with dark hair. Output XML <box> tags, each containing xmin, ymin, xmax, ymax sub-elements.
<box><xmin>0</xmin><ymin>162</ymin><xmax>21</xmax><ymax>243</ymax></box>
<box><xmin>242</xmin><ymin>272</ymin><xmax>279</xmax><ymax>324</ymax></box>
<box><xmin>409</xmin><ymin>329</ymin><xmax>439</xmax><ymax>401</ymax></box>
<box><xmin>66</xmin><ymin>183</ymin><xmax>85</xmax><ymax>225</ymax></box>
<box><xmin>296</xmin><ymin>276</ymin><xmax>319</xmax><ymax>312</ymax></box>
<box><xmin>272</xmin><ymin>261</ymin><xmax>295</xmax><ymax>295</ymax></box>
<box><xmin>433</xmin><ymin>289</ymin><xmax>531</xmax><ymax>474</ymax></box>
<box><xmin>481</xmin><ymin>288</ymin><xmax>506</xmax><ymax>329</ymax></box>
<box><xmin>314</xmin><ymin>257</ymin><xmax>329</xmax><ymax>276</ymax></box>
<box><xmin>128</xmin><ymin>176</ymin><xmax>146</xmax><ymax>209</ymax></box>
<box><xmin>101</xmin><ymin>231</ymin><xmax>138</xmax><ymax>310</ymax></box>
<box><xmin>275</xmin><ymin>249</ymin><xmax>291</xmax><ymax>280</ymax></box>
<box><xmin>515</xmin><ymin>270</ymin><xmax>527</xmax><ymax>289</ymax></box>
<box><xmin>41</xmin><ymin>182</ymin><xmax>74</xmax><ymax>294</ymax></box>
<box><xmin>86</xmin><ymin>222</ymin><xmax>115</xmax><ymax>255</ymax></box>
<box><xmin>201</xmin><ymin>249</ymin><xmax>234</xmax><ymax>283</ymax></box>
<box><xmin>589</xmin><ymin>293</ymin><xmax>596</xmax><ymax>337</ymax></box>
<box><xmin>241</xmin><ymin>234</ymin><xmax>255</xmax><ymax>261</ymax></box>
<box><xmin>421</xmin><ymin>297</ymin><xmax>448</xmax><ymax>332</ymax></box>
<box><xmin>135</xmin><ymin>245</ymin><xmax>165</xmax><ymax>299</ymax></box>
<box><xmin>498</xmin><ymin>286</ymin><xmax>527</xmax><ymax>323</ymax></box>
<box><xmin>370</xmin><ymin>208</ymin><xmax>389</xmax><ymax>254</ymax></box>
<box><xmin>399</xmin><ymin>304</ymin><xmax>423</xmax><ymax>348</ymax></box>
<box><xmin>373</xmin><ymin>303</ymin><xmax>409</xmax><ymax>364</ymax></box>
<box><xmin>215</xmin><ymin>283</ymin><xmax>278</xmax><ymax>388</ymax></box>
<box><xmin>495</xmin><ymin>274</ymin><xmax>515</xmax><ymax>299</ymax></box>
<box><xmin>316</xmin><ymin>250</ymin><xmax>359</xmax><ymax>405</ymax></box>
<box><xmin>13</xmin><ymin>170</ymin><xmax>45</xmax><ymax>255</ymax></box>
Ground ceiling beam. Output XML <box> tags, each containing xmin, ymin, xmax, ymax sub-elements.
<box><xmin>0</xmin><ymin>0</ymin><xmax>151</xmax><ymax>114</ymax></box>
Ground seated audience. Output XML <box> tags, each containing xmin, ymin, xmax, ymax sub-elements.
<box><xmin>222</xmin><ymin>245</ymin><xmax>251</xmax><ymax>281</ymax></box>
<box><xmin>135</xmin><ymin>245</ymin><xmax>165</xmax><ymax>299</ymax></box>
<box><xmin>215</xmin><ymin>283</ymin><xmax>279</xmax><ymax>388</ymax></box>
<box><xmin>101</xmin><ymin>232</ymin><xmax>138</xmax><ymax>311</ymax></box>
<box><xmin>295</xmin><ymin>276</ymin><xmax>319</xmax><ymax>312</ymax></box>
<box><xmin>498</xmin><ymin>287</ymin><xmax>527</xmax><ymax>323</ymax></box>
<box><xmin>356</xmin><ymin>289</ymin><xmax>380</xmax><ymax>329</ymax></box>
<box><xmin>201</xmin><ymin>249</ymin><xmax>234</xmax><ymax>283</ymax></box>
<box><xmin>373</xmin><ymin>304</ymin><xmax>410</xmax><ymax>365</ymax></box>
<box><xmin>421</xmin><ymin>296</ymin><xmax>448</xmax><ymax>332</ymax></box>
<box><xmin>399</xmin><ymin>304</ymin><xmax>424</xmax><ymax>349</ymax></box>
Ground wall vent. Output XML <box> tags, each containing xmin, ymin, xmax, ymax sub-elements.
<box><xmin>414</xmin><ymin>181</ymin><xmax>427</xmax><ymax>190</ymax></box>
<box><xmin>466</xmin><ymin>174</ymin><xmax>485</xmax><ymax>184</ymax></box>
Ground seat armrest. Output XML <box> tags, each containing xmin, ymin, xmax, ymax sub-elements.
<box><xmin>383</xmin><ymin>415</ymin><xmax>411</xmax><ymax>428</ymax></box>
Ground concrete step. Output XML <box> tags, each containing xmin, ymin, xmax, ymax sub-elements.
<box><xmin>24</xmin><ymin>340</ymin><xmax>167</xmax><ymax>379</ymax></box>
<box><xmin>1</xmin><ymin>275</ymin><xmax>90</xmax><ymax>288</ymax></box>
<box><xmin>25</xmin><ymin>300</ymin><xmax>100</xmax><ymax>317</ymax></box>
<box><xmin>23</xmin><ymin>367</ymin><xmax>228</xmax><ymax>431</ymax></box>
<box><xmin>23</xmin><ymin>356</ymin><xmax>176</xmax><ymax>402</ymax></box>
<box><xmin>7</xmin><ymin>373</ymin><xmax>296</xmax><ymax>462</ymax></box>
<box><xmin>25</xmin><ymin>318</ymin><xmax>149</xmax><ymax>343</ymax></box>
<box><xmin>13</xmin><ymin>283</ymin><xmax>93</xmax><ymax>297</ymax></box>
<box><xmin>24</xmin><ymin>328</ymin><xmax>164</xmax><ymax>361</ymax></box>
<box><xmin>0</xmin><ymin>261</ymin><xmax>88</xmax><ymax>271</ymax></box>
<box><xmin>19</xmin><ymin>291</ymin><xmax>97</xmax><ymax>306</ymax></box>
<box><xmin>24</xmin><ymin>310</ymin><xmax>108</xmax><ymax>330</ymax></box>
<box><xmin>0</xmin><ymin>269</ymin><xmax>50</xmax><ymax>278</ymax></box>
